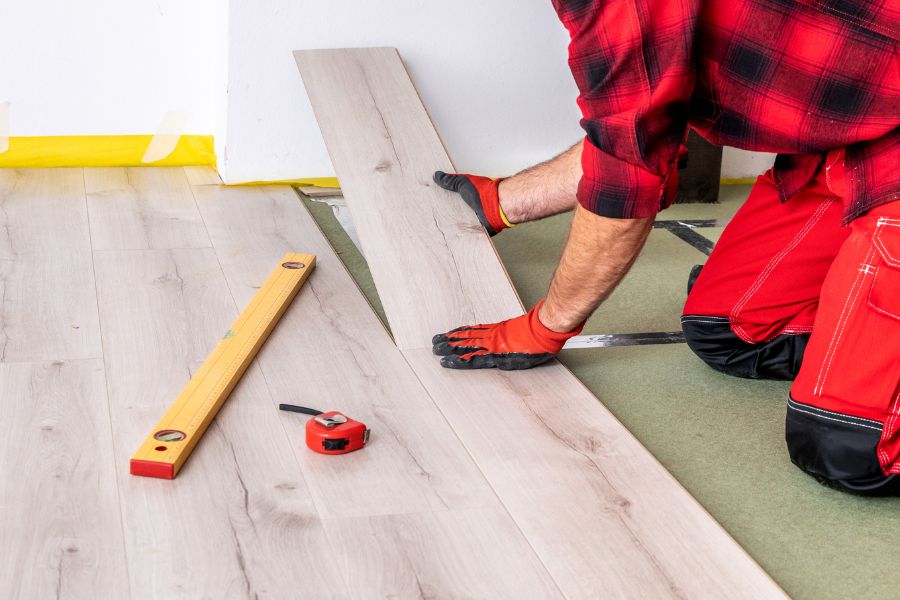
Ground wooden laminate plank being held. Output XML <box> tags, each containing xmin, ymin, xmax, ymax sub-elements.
<box><xmin>295</xmin><ymin>47</ymin><xmax>785</xmax><ymax>598</ymax></box>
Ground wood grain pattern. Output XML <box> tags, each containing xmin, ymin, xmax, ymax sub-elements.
<box><xmin>323</xmin><ymin>508</ymin><xmax>563</xmax><ymax>599</ymax></box>
<box><xmin>295</xmin><ymin>48</ymin><xmax>522</xmax><ymax>349</ymax></box>
<box><xmin>85</xmin><ymin>167</ymin><xmax>211</xmax><ymax>250</ymax></box>
<box><xmin>296</xmin><ymin>47</ymin><xmax>786</xmax><ymax>598</ymax></box>
<box><xmin>0</xmin><ymin>168</ymin><xmax>92</xmax><ymax>259</ymax></box>
<box><xmin>93</xmin><ymin>248</ymin><xmax>346</xmax><ymax>598</ymax></box>
<box><xmin>191</xmin><ymin>184</ymin><xmax>499</xmax><ymax>517</ymax></box>
<box><xmin>406</xmin><ymin>349</ymin><xmax>782</xmax><ymax>597</ymax></box>
<box><xmin>183</xmin><ymin>165</ymin><xmax>223</xmax><ymax>186</ymax></box>
<box><xmin>191</xmin><ymin>182</ymin><xmax>561</xmax><ymax>597</ymax></box>
<box><xmin>0</xmin><ymin>360</ymin><xmax>129</xmax><ymax>598</ymax></box>
<box><xmin>0</xmin><ymin>168</ymin><xmax>101</xmax><ymax>362</ymax></box>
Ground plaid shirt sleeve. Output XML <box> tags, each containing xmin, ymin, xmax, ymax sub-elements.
<box><xmin>553</xmin><ymin>0</ymin><xmax>700</xmax><ymax>219</ymax></box>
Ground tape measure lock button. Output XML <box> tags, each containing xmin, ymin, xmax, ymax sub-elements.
<box><xmin>314</xmin><ymin>413</ymin><xmax>348</xmax><ymax>428</ymax></box>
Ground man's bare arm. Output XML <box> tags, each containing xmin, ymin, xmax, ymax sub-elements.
<box><xmin>540</xmin><ymin>206</ymin><xmax>654</xmax><ymax>332</ymax></box>
<box><xmin>499</xmin><ymin>142</ymin><xmax>582</xmax><ymax>223</ymax></box>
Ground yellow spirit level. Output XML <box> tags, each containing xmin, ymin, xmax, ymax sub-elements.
<box><xmin>130</xmin><ymin>254</ymin><xmax>316</xmax><ymax>479</ymax></box>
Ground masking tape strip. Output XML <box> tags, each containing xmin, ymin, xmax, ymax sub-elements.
<box><xmin>0</xmin><ymin>102</ymin><xmax>9</xmax><ymax>155</ymax></box>
<box><xmin>0</xmin><ymin>135</ymin><xmax>214</xmax><ymax>168</ymax></box>
<box><xmin>226</xmin><ymin>177</ymin><xmax>340</xmax><ymax>188</ymax></box>
<box><xmin>142</xmin><ymin>110</ymin><xmax>191</xmax><ymax>163</ymax></box>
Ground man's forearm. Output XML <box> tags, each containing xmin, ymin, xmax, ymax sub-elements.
<box><xmin>498</xmin><ymin>142</ymin><xmax>582</xmax><ymax>223</ymax></box>
<box><xmin>539</xmin><ymin>205</ymin><xmax>654</xmax><ymax>332</ymax></box>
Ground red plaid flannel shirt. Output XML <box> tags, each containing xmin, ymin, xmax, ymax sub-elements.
<box><xmin>553</xmin><ymin>0</ymin><xmax>899</xmax><ymax>223</ymax></box>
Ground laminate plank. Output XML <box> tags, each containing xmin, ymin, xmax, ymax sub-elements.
<box><xmin>295</xmin><ymin>49</ymin><xmax>522</xmax><ymax>350</ymax></box>
<box><xmin>183</xmin><ymin>166</ymin><xmax>223</xmax><ymax>186</ymax></box>
<box><xmin>0</xmin><ymin>168</ymin><xmax>91</xmax><ymax>259</ymax></box>
<box><xmin>297</xmin><ymin>185</ymin><xmax>342</xmax><ymax>198</ymax></box>
<box><xmin>296</xmin><ymin>47</ymin><xmax>785</xmax><ymax>598</ymax></box>
<box><xmin>406</xmin><ymin>349</ymin><xmax>783</xmax><ymax>597</ymax></box>
<box><xmin>93</xmin><ymin>248</ymin><xmax>347</xmax><ymax>598</ymax></box>
<box><xmin>323</xmin><ymin>508</ymin><xmax>561</xmax><ymax>599</ymax></box>
<box><xmin>85</xmin><ymin>167</ymin><xmax>211</xmax><ymax>250</ymax></box>
<box><xmin>191</xmin><ymin>182</ymin><xmax>561</xmax><ymax>597</ymax></box>
<box><xmin>0</xmin><ymin>169</ymin><xmax>101</xmax><ymax>362</ymax></box>
<box><xmin>0</xmin><ymin>359</ymin><xmax>129</xmax><ymax>599</ymax></box>
<box><xmin>0</xmin><ymin>254</ymin><xmax>102</xmax><ymax>363</ymax></box>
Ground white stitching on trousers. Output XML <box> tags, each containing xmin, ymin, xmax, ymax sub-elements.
<box><xmin>730</xmin><ymin>201</ymin><xmax>834</xmax><ymax>343</ymax></box>
<box><xmin>880</xmin><ymin>390</ymin><xmax>900</xmax><ymax>468</ymax></box>
<box><xmin>814</xmin><ymin>244</ymin><xmax>878</xmax><ymax>396</ymax></box>
<box><xmin>680</xmin><ymin>319</ymin><xmax>730</xmax><ymax>325</ymax></box>
<box><xmin>787</xmin><ymin>398</ymin><xmax>882</xmax><ymax>425</ymax></box>
<box><xmin>874</xmin><ymin>221</ymin><xmax>900</xmax><ymax>266</ymax></box>
<box><xmin>788</xmin><ymin>404</ymin><xmax>883</xmax><ymax>431</ymax></box>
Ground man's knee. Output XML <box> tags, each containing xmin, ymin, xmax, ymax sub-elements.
<box><xmin>785</xmin><ymin>397</ymin><xmax>899</xmax><ymax>494</ymax></box>
<box><xmin>681</xmin><ymin>314</ymin><xmax>808</xmax><ymax>380</ymax></box>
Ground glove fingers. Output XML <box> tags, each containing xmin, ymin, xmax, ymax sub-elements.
<box><xmin>433</xmin><ymin>341</ymin><xmax>485</xmax><ymax>357</ymax></box>
<box><xmin>440</xmin><ymin>353</ymin><xmax>498</xmax><ymax>370</ymax></box>
<box><xmin>432</xmin><ymin>171</ymin><xmax>498</xmax><ymax>237</ymax></box>
<box><xmin>433</xmin><ymin>171</ymin><xmax>462</xmax><ymax>192</ymax></box>
<box><xmin>440</xmin><ymin>352</ymin><xmax>556</xmax><ymax>370</ymax></box>
<box><xmin>431</xmin><ymin>326</ymin><xmax>488</xmax><ymax>346</ymax></box>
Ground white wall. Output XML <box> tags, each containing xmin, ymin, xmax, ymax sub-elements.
<box><xmin>0</xmin><ymin>0</ymin><xmax>223</xmax><ymax>137</ymax></box>
<box><xmin>721</xmin><ymin>148</ymin><xmax>775</xmax><ymax>179</ymax></box>
<box><xmin>221</xmin><ymin>0</ymin><xmax>776</xmax><ymax>183</ymax></box>
<box><xmin>1</xmin><ymin>1</ymin><xmax>769</xmax><ymax>181</ymax></box>
<box><xmin>220</xmin><ymin>0</ymin><xmax>583</xmax><ymax>183</ymax></box>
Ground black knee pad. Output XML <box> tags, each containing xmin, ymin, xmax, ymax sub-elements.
<box><xmin>681</xmin><ymin>315</ymin><xmax>808</xmax><ymax>380</ymax></box>
<box><xmin>786</xmin><ymin>397</ymin><xmax>899</xmax><ymax>495</ymax></box>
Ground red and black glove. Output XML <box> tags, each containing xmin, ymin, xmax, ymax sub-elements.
<box><xmin>433</xmin><ymin>171</ymin><xmax>514</xmax><ymax>236</ymax></box>
<box><xmin>431</xmin><ymin>301</ymin><xmax>583</xmax><ymax>370</ymax></box>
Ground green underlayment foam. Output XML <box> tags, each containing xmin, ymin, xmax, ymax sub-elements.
<box><xmin>300</xmin><ymin>186</ymin><xmax>900</xmax><ymax>600</ymax></box>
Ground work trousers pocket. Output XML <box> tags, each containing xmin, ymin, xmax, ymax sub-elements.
<box><xmin>794</xmin><ymin>216</ymin><xmax>900</xmax><ymax>420</ymax></box>
<box><xmin>869</xmin><ymin>218</ymin><xmax>900</xmax><ymax>321</ymax></box>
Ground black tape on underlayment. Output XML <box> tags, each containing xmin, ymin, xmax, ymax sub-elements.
<box><xmin>654</xmin><ymin>220</ymin><xmax>719</xmax><ymax>256</ymax></box>
<box><xmin>564</xmin><ymin>331</ymin><xmax>686</xmax><ymax>349</ymax></box>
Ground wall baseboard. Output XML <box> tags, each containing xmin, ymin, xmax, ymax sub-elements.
<box><xmin>0</xmin><ymin>137</ymin><xmax>756</xmax><ymax>192</ymax></box>
<box><xmin>0</xmin><ymin>135</ymin><xmax>214</xmax><ymax>168</ymax></box>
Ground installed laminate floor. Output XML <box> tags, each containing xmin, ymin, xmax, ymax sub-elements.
<box><xmin>9</xmin><ymin>165</ymin><xmax>893</xmax><ymax>599</ymax></box>
<box><xmin>1</xmin><ymin>167</ymin><xmax>562</xmax><ymax>599</ymax></box>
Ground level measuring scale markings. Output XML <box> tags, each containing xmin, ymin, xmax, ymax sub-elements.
<box><xmin>130</xmin><ymin>254</ymin><xmax>316</xmax><ymax>479</ymax></box>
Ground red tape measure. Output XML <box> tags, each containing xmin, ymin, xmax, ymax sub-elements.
<box><xmin>279</xmin><ymin>404</ymin><xmax>370</xmax><ymax>454</ymax></box>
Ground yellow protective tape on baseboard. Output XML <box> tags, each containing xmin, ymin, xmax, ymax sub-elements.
<box><xmin>0</xmin><ymin>135</ymin><xmax>215</xmax><ymax>168</ymax></box>
<box><xmin>720</xmin><ymin>177</ymin><xmax>756</xmax><ymax>185</ymax></box>
<box><xmin>225</xmin><ymin>176</ymin><xmax>340</xmax><ymax>188</ymax></box>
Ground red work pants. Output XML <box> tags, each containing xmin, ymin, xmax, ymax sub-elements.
<box><xmin>682</xmin><ymin>152</ymin><xmax>900</xmax><ymax>493</ymax></box>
